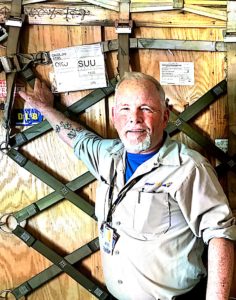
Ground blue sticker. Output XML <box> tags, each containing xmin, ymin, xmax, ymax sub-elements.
<box><xmin>13</xmin><ymin>109</ymin><xmax>44</xmax><ymax>126</ymax></box>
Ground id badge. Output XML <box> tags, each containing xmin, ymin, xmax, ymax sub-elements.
<box><xmin>100</xmin><ymin>222</ymin><xmax>119</xmax><ymax>255</ymax></box>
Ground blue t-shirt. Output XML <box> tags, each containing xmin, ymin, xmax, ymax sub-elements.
<box><xmin>125</xmin><ymin>151</ymin><xmax>157</xmax><ymax>182</ymax></box>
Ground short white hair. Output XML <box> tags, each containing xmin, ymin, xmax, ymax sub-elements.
<box><xmin>115</xmin><ymin>72</ymin><xmax>166</xmax><ymax>109</ymax></box>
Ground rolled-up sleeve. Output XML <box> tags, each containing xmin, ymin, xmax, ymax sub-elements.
<box><xmin>73</xmin><ymin>129</ymin><xmax>120</xmax><ymax>179</ymax></box>
<box><xmin>176</xmin><ymin>161</ymin><xmax>236</xmax><ymax>244</ymax></box>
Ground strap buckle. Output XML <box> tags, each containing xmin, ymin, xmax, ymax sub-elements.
<box><xmin>115</xmin><ymin>20</ymin><xmax>133</xmax><ymax>34</ymax></box>
<box><xmin>0</xmin><ymin>55</ymin><xmax>21</xmax><ymax>73</ymax></box>
<box><xmin>35</xmin><ymin>51</ymin><xmax>51</xmax><ymax>65</ymax></box>
<box><xmin>0</xmin><ymin>26</ymin><xmax>8</xmax><ymax>42</ymax></box>
<box><xmin>5</xmin><ymin>15</ymin><xmax>24</xmax><ymax>27</ymax></box>
<box><xmin>18</xmin><ymin>51</ymin><xmax>51</xmax><ymax>67</ymax></box>
<box><xmin>223</xmin><ymin>30</ymin><xmax>236</xmax><ymax>43</ymax></box>
<box><xmin>0</xmin><ymin>56</ymin><xmax>13</xmax><ymax>73</ymax></box>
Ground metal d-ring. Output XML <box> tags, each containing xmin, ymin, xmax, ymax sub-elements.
<box><xmin>0</xmin><ymin>289</ymin><xmax>26</xmax><ymax>300</ymax></box>
<box><xmin>0</xmin><ymin>289</ymin><xmax>13</xmax><ymax>299</ymax></box>
<box><xmin>0</xmin><ymin>213</ymin><xmax>26</xmax><ymax>234</ymax></box>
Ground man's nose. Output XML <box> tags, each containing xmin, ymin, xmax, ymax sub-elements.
<box><xmin>129</xmin><ymin>109</ymin><xmax>143</xmax><ymax>123</ymax></box>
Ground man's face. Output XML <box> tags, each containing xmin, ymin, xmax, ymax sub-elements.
<box><xmin>112</xmin><ymin>79</ymin><xmax>169</xmax><ymax>154</ymax></box>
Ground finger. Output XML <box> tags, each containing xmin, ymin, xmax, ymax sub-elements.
<box><xmin>41</xmin><ymin>81</ymin><xmax>51</xmax><ymax>92</ymax></box>
<box><xmin>19</xmin><ymin>91</ymin><xmax>34</xmax><ymax>103</ymax></box>
<box><xmin>18</xmin><ymin>91</ymin><xmax>28</xmax><ymax>101</ymax></box>
<box><xmin>34</xmin><ymin>78</ymin><xmax>42</xmax><ymax>92</ymax></box>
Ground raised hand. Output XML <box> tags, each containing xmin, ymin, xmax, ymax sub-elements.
<box><xmin>19</xmin><ymin>78</ymin><xmax>54</xmax><ymax>112</ymax></box>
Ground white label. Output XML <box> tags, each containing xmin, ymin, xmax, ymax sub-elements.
<box><xmin>50</xmin><ymin>43</ymin><xmax>107</xmax><ymax>93</ymax></box>
<box><xmin>160</xmin><ymin>62</ymin><xmax>194</xmax><ymax>86</ymax></box>
<box><xmin>215</xmin><ymin>139</ymin><xmax>228</xmax><ymax>153</ymax></box>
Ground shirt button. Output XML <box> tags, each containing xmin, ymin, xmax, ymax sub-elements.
<box><xmin>118</xmin><ymin>280</ymin><xmax>123</xmax><ymax>284</ymax></box>
<box><xmin>116</xmin><ymin>221</ymin><xmax>121</xmax><ymax>226</ymax></box>
<box><xmin>114</xmin><ymin>250</ymin><xmax>119</xmax><ymax>255</ymax></box>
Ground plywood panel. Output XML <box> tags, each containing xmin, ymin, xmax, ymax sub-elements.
<box><xmin>0</xmin><ymin>4</ymin><xmax>235</xmax><ymax>299</ymax></box>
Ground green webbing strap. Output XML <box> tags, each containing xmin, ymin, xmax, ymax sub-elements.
<box><xmin>12</xmin><ymin>226</ymin><xmax>108</xmax><ymax>300</ymax></box>
<box><xmin>10</xmin><ymin>78</ymin><xmax>117</xmax><ymax>148</ymax></box>
<box><xmin>2</xmin><ymin>0</ymin><xmax>23</xmax><ymax>129</ymax></box>
<box><xmin>19</xmin><ymin>66</ymin><xmax>36</xmax><ymax>88</ymax></box>
<box><xmin>167</xmin><ymin>110</ymin><xmax>236</xmax><ymax>173</ymax></box>
<box><xmin>166</xmin><ymin>79</ymin><xmax>227</xmax><ymax>135</ymax></box>
<box><xmin>130</xmin><ymin>38</ymin><xmax>225</xmax><ymax>52</ymax></box>
<box><xmin>11</xmin><ymin>237</ymin><xmax>101</xmax><ymax>299</ymax></box>
<box><xmin>14</xmin><ymin>171</ymin><xmax>95</xmax><ymax>223</ymax></box>
<box><xmin>215</xmin><ymin>155</ymin><xmax>236</xmax><ymax>175</ymax></box>
<box><xmin>7</xmin><ymin>148</ymin><xmax>96</xmax><ymax>219</ymax></box>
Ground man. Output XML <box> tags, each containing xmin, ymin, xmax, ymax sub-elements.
<box><xmin>19</xmin><ymin>72</ymin><xmax>236</xmax><ymax>300</ymax></box>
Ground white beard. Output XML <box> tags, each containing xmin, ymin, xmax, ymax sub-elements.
<box><xmin>122</xmin><ymin>134</ymin><xmax>152</xmax><ymax>153</ymax></box>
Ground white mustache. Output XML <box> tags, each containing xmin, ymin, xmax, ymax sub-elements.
<box><xmin>125</xmin><ymin>128</ymin><xmax>149</xmax><ymax>133</ymax></box>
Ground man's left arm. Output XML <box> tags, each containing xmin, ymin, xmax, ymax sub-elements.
<box><xmin>206</xmin><ymin>237</ymin><xmax>235</xmax><ymax>300</ymax></box>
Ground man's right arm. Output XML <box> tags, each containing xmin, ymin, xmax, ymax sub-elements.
<box><xmin>19</xmin><ymin>79</ymin><xmax>84</xmax><ymax>148</ymax></box>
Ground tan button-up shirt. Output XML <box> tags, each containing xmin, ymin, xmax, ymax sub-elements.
<box><xmin>74</xmin><ymin>130</ymin><xmax>236</xmax><ymax>300</ymax></box>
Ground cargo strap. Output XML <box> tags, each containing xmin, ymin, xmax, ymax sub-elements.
<box><xmin>5</xmin><ymin>38</ymin><xmax>225</xmax><ymax>68</ymax></box>
<box><xmin>116</xmin><ymin>0</ymin><xmax>132</xmax><ymax>77</ymax></box>
<box><xmin>166</xmin><ymin>80</ymin><xmax>227</xmax><ymax>135</ymax></box>
<box><xmin>166</xmin><ymin>80</ymin><xmax>236</xmax><ymax>174</ymax></box>
<box><xmin>12</xmin><ymin>226</ymin><xmax>108</xmax><ymax>300</ymax></box>
<box><xmin>168</xmin><ymin>110</ymin><xmax>236</xmax><ymax>174</ymax></box>
<box><xmin>7</xmin><ymin>148</ymin><xmax>96</xmax><ymax>219</ymax></box>
<box><xmin>9</xmin><ymin>237</ymin><xmax>100</xmax><ymax>299</ymax></box>
<box><xmin>14</xmin><ymin>171</ymin><xmax>95</xmax><ymax>223</ymax></box>
<box><xmin>10</xmin><ymin>237</ymin><xmax>101</xmax><ymax>299</ymax></box>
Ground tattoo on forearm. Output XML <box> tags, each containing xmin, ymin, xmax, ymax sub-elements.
<box><xmin>67</xmin><ymin>128</ymin><xmax>79</xmax><ymax>139</ymax></box>
<box><xmin>55</xmin><ymin>124</ymin><xmax>60</xmax><ymax>133</ymax></box>
<box><xmin>55</xmin><ymin>121</ymin><xmax>82</xmax><ymax>139</ymax></box>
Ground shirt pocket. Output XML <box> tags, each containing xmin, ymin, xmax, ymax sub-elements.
<box><xmin>133</xmin><ymin>192</ymin><xmax>170</xmax><ymax>235</ymax></box>
<box><xmin>95</xmin><ymin>182</ymin><xmax>109</xmax><ymax>222</ymax></box>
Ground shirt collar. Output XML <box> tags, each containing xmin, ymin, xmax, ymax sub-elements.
<box><xmin>157</xmin><ymin>134</ymin><xmax>181</xmax><ymax>166</ymax></box>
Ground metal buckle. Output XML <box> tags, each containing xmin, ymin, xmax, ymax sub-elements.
<box><xmin>223</xmin><ymin>30</ymin><xmax>236</xmax><ymax>43</ymax></box>
<box><xmin>0</xmin><ymin>56</ymin><xmax>13</xmax><ymax>73</ymax></box>
<box><xmin>0</xmin><ymin>55</ymin><xmax>21</xmax><ymax>73</ymax></box>
<box><xmin>35</xmin><ymin>51</ymin><xmax>51</xmax><ymax>65</ymax></box>
<box><xmin>115</xmin><ymin>20</ymin><xmax>133</xmax><ymax>34</ymax></box>
<box><xmin>5</xmin><ymin>15</ymin><xmax>24</xmax><ymax>27</ymax></box>
<box><xmin>0</xmin><ymin>26</ymin><xmax>8</xmax><ymax>42</ymax></box>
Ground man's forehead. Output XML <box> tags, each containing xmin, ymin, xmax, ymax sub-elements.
<box><xmin>116</xmin><ymin>80</ymin><xmax>161</xmax><ymax>103</ymax></box>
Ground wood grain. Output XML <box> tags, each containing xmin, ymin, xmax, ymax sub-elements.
<box><xmin>0</xmin><ymin>2</ymin><xmax>235</xmax><ymax>299</ymax></box>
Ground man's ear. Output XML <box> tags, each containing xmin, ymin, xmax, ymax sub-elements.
<box><xmin>111</xmin><ymin>106</ymin><xmax>115</xmax><ymax>123</ymax></box>
<box><xmin>163</xmin><ymin>108</ymin><xmax>170</xmax><ymax>127</ymax></box>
